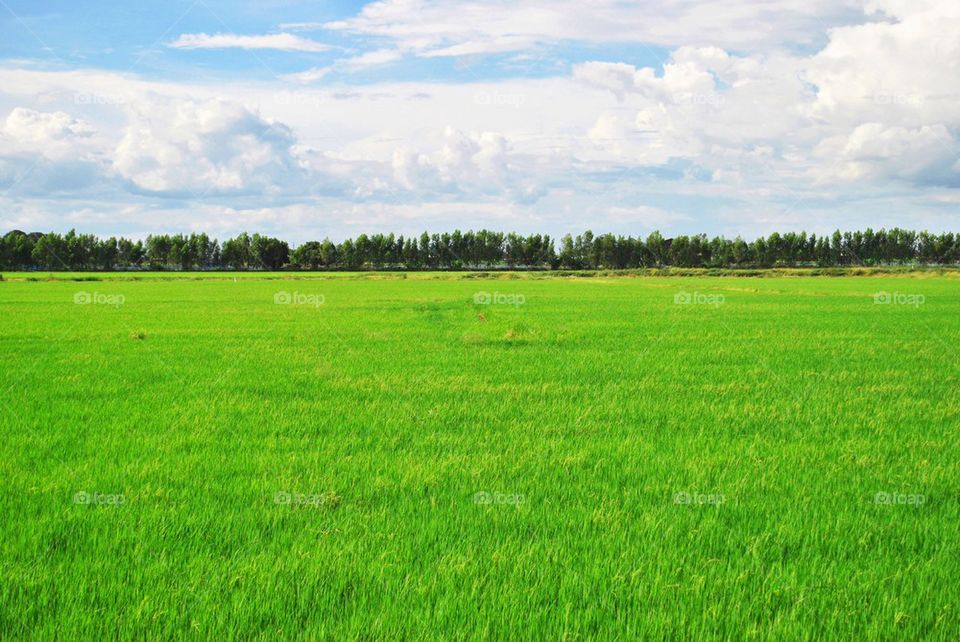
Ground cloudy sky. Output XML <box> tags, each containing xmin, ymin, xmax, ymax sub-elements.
<box><xmin>0</xmin><ymin>0</ymin><xmax>958</xmax><ymax>242</ymax></box>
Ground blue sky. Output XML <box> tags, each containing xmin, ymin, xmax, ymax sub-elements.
<box><xmin>1</xmin><ymin>0</ymin><xmax>958</xmax><ymax>242</ymax></box>
<box><xmin>0</xmin><ymin>0</ymin><xmax>673</xmax><ymax>83</ymax></box>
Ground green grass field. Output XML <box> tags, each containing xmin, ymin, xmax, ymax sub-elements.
<box><xmin>2</xmin><ymin>273</ymin><xmax>958</xmax><ymax>640</ymax></box>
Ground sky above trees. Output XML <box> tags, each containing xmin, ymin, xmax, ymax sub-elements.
<box><xmin>0</xmin><ymin>0</ymin><xmax>958</xmax><ymax>241</ymax></box>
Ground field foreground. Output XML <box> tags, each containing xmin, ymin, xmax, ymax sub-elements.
<box><xmin>1</xmin><ymin>273</ymin><xmax>958</xmax><ymax>640</ymax></box>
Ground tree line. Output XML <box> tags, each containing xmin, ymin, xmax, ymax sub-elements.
<box><xmin>3</xmin><ymin>228</ymin><xmax>960</xmax><ymax>271</ymax></box>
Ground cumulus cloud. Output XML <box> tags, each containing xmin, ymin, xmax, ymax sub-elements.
<box><xmin>815</xmin><ymin>124</ymin><xmax>960</xmax><ymax>187</ymax></box>
<box><xmin>112</xmin><ymin>99</ymin><xmax>305</xmax><ymax>195</ymax></box>
<box><xmin>573</xmin><ymin>50</ymin><xmax>728</xmax><ymax>108</ymax></box>
<box><xmin>569</xmin><ymin>0</ymin><xmax>960</xmax><ymax>191</ymax></box>
<box><xmin>0</xmin><ymin>108</ymin><xmax>104</xmax><ymax>194</ymax></box>
<box><xmin>3</xmin><ymin>107</ymin><xmax>96</xmax><ymax>145</ymax></box>
<box><xmin>573</xmin><ymin>49</ymin><xmax>809</xmax><ymax>173</ymax></box>
<box><xmin>2</xmin><ymin>0</ymin><xmax>960</xmax><ymax>237</ymax></box>
<box><xmin>169</xmin><ymin>33</ymin><xmax>333</xmax><ymax>52</ymax></box>
<box><xmin>805</xmin><ymin>0</ymin><xmax>960</xmax><ymax>128</ymax></box>
<box><xmin>392</xmin><ymin>127</ymin><xmax>507</xmax><ymax>191</ymax></box>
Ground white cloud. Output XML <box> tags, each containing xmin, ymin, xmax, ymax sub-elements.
<box><xmin>815</xmin><ymin>123</ymin><xmax>960</xmax><ymax>187</ymax></box>
<box><xmin>2</xmin><ymin>0</ymin><xmax>960</xmax><ymax>237</ymax></box>
<box><xmin>277</xmin><ymin>22</ymin><xmax>328</xmax><ymax>32</ymax></box>
<box><xmin>285</xmin><ymin>48</ymin><xmax>403</xmax><ymax>84</ymax></box>
<box><xmin>805</xmin><ymin>0</ymin><xmax>960</xmax><ymax>128</ymax></box>
<box><xmin>573</xmin><ymin>50</ymin><xmax>810</xmax><ymax>171</ymax></box>
<box><xmin>567</xmin><ymin>0</ymin><xmax>960</xmax><ymax>191</ymax></box>
<box><xmin>0</xmin><ymin>108</ymin><xmax>104</xmax><ymax>194</ymax></box>
<box><xmin>112</xmin><ymin>99</ymin><xmax>305</xmax><ymax>195</ymax></box>
<box><xmin>607</xmin><ymin>205</ymin><xmax>692</xmax><ymax>229</ymax></box>
<box><xmin>345</xmin><ymin>49</ymin><xmax>403</xmax><ymax>68</ymax></box>
<box><xmin>389</xmin><ymin>125</ymin><xmax>548</xmax><ymax>202</ymax></box>
<box><xmin>3</xmin><ymin>107</ymin><xmax>95</xmax><ymax>145</ymax></box>
<box><xmin>169</xmin><ymin>33</ymin><xmax>333</xmax><ymax>53</ymax></box>
<box><xmin>284</xmin><ymin>67</ymin><xmax>331</xmax><ymax>84</ymax></box>
<box><xmin>324</xmin><ymin>0</ymin><xmax>867</xmax><ymax>55</ymax></box>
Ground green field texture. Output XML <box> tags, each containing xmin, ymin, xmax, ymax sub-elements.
<box><xmin>2</xmin><ymin>274</ymin><xmax>958</xmax><ymax>640</ymax></box>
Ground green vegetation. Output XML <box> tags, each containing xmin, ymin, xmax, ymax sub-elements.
<box><xmin>4</xmin><ymin>265</ymin><xmax>960</xmax><ymax>282</ymax></box>
<box><xmin>5</xmin><ymin>227</ymin><xmax>960</xmax><ymax>271</ymax></box>
<box><xmin>2</xmin><ymin>273</ymin><xmax>958</xmax><ymax>639</ymax></box>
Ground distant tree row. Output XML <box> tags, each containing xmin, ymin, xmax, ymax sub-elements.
<box><xmin>3</xmin><ymin>230</ymin><xmax>291</xmax><ymax>271</ymax></box>
<box><xmin>3</xmin><ymin>228</ymin><xmax>960</xmax><ymax>271</ymax></box>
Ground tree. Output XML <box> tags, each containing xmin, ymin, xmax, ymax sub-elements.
<box><xmin>31</xmin><ymin>232</ymin><xmax>66</xmax><ymax>270</ymax></box>
<box><xmin>221</xmin><ymin>233</ymin><xmax>252</xmax><ymax>269</ymax></box>
<box><xmin>645</xmin><ymin>231</ymin><xmax>666</xmax><ymax>267</ymax></box>
<box><xmin>117</xmin><ymin>238</ymin><xmax>144</xmax><ymax>268</ymax></box>
<box><xmin>251</xmin><ymin>234</ymin><xmax>289</xmax><ymax>270</ymax></box>
<box><xmin>5</xmin><ymin>227</ymin><xmax>960</xmax><ymax>271</ymax></box>
<box><xmin>291</xmin><ymin>241</ymin><xmax>323</xmax><ymax>269</ymax></box>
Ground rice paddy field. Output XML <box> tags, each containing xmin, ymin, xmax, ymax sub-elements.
<box><xmin>1</xmin><ymin>271</ymin><xmax>958</xmax><ymax>640</ymax></box>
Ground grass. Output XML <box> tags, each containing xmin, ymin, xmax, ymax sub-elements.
<box><xmin>1</xmin><ymin>273</ymin><xmax>958</xmax><ymax>640</ymax></box>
